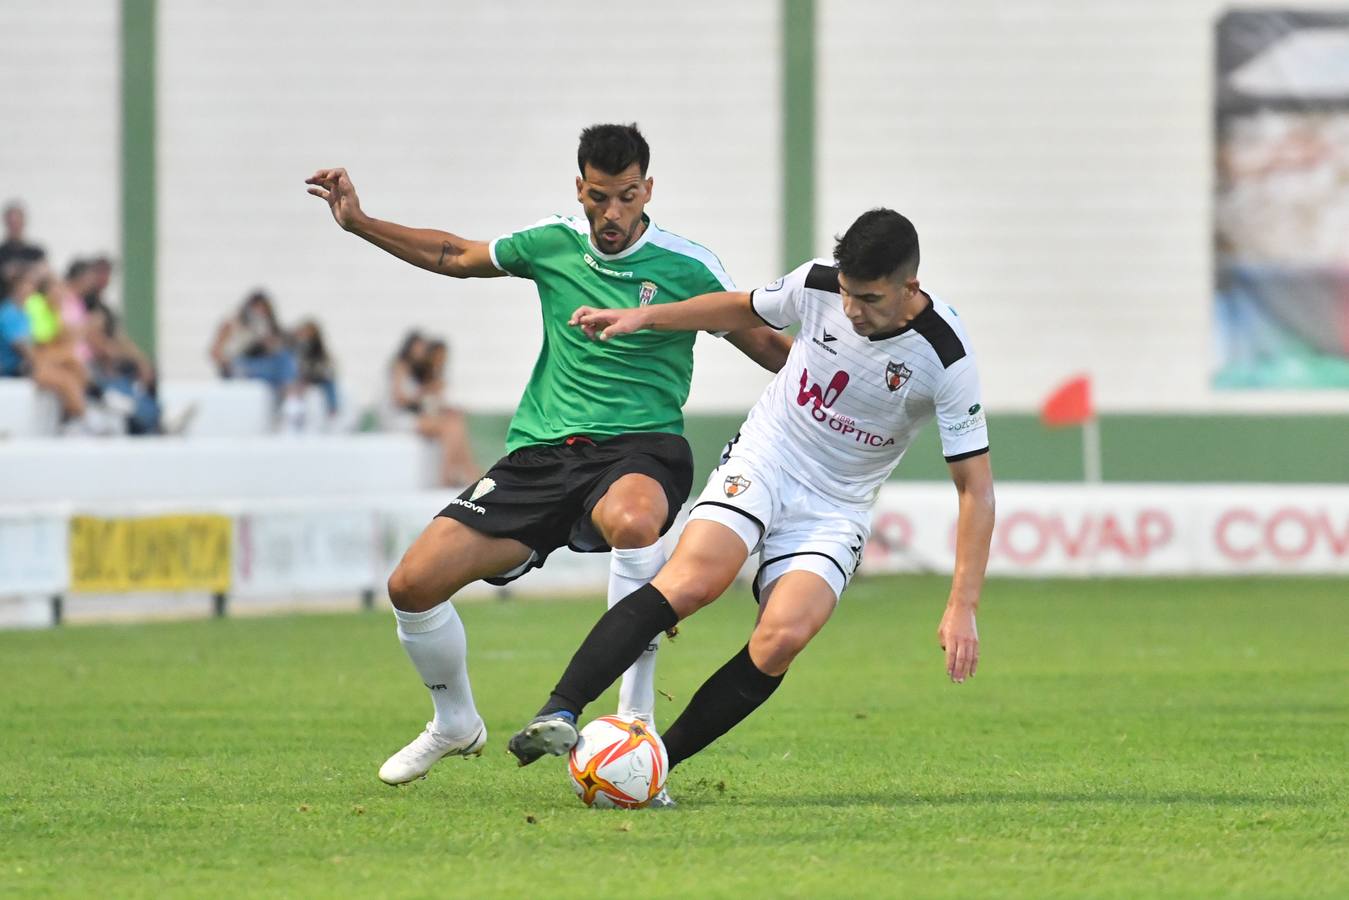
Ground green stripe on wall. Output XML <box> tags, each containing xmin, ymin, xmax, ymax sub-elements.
<box><xmin>460</xmin><ymin>413</ymin><xmax>1349</xmax><ymax>486</ymax></box>
<box><xmin>121</xmin><ymin>0</ymin><xmax>157</xmax><ymax>362</ymax></box>
<box><xmin>782</xmin><ymin>0</ymin><xmax>816</xmax><ymax>270</ymax></box>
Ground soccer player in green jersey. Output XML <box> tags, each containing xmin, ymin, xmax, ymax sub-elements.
<box><xmin>306</xmin><ymin>124</ymin><xmax>790</xmax><ymax>789</ymax></box>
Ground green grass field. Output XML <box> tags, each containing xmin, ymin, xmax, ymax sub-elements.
<box><xmin>2</xmin><ymin>576</ymin><xmax>1346</xmax><ymax>898</ymax></box>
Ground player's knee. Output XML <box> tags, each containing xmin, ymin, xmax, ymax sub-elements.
<box><xmin>653</xmin><ymin>568</ymin><xmax>723</xmax><ymax>617</ymax></box>
<box><xmin>603</xmin><ymin>504</ymin><xmax>664</xmax><ymax>549</ymax></box>
<box><xmin>387</xmin><ymin>564</ymin><xmax>438</xmax><ymax>612</ymax></box>
<box><xmin>749</xmin><ymin>621</ymin><xmax>813</xmax><ymax>673</ymax></box>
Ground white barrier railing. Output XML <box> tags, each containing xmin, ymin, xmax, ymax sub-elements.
<box><xmin>2</xmin><ymin>483</ymin><xmax>1346</xmax><ymax>628</ymax></box>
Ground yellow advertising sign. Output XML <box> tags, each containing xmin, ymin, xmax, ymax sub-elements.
<box><xmin>69</xmin><ymin>514</ymin><xmax>232</xmax><ymax>593</ymax></box>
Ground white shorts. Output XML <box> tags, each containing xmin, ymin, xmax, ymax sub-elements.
<box><xmin>688</xmin><ymin>452</ymin><xmax>870</xmax><ymax>601</ymax></box>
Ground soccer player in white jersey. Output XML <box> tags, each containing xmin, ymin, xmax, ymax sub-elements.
<box><xmin>508</xmin><ymin>209</ymin><xmax>995</xmax><ymax>783</ymax></box>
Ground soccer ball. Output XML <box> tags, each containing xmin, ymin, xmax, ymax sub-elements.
<box><xmin>568</xmin><ymin>715</ymin><xmax>668</xmax><ymax>809</ymax></box>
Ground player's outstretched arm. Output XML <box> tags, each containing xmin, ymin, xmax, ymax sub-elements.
<box><xmin>305</xmin><ymin>168</ymin><xmax>504</xmax><ymax>279</ymax></box>
<box><xmin>725</xmin><ymin>327</ymin><xmax>794</xmax><ymax>373</ymax></box>
<box><xmin>939</xmin><ymin>452</ymin><xmax>995</xmax><ymax>684</ymax></box>
<box><xmin>570</xmin><ymin>291</ymin><xmax>763</xmax><ymax>340</ymax></box>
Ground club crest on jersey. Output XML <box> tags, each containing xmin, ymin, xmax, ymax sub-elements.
<box><xmin>469</xmin><ymin>477</ymin><xmax>496</xmax><ymax>502</ymax></box>
<box><xmin>885</xmin><ymin>361</ymin><xmax>912</xmax><ymax>392</ymax></box>
<box><xmin>723</xmin><ymin>475</ymin><xmax>752</xmax><ymax>498</ymax></box>
<box><xmin>639</xmin><ymin>281</ymin><xmax>659</xmax><ymax>306</ymax></box>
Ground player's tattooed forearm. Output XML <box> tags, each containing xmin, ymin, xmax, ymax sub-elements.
<box><xmin>437</xmin><ymin>241</ymin><xmax>454</xmax><ymax>268</ymax></box>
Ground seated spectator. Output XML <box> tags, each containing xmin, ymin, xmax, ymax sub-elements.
<box><xmin>1</xmin><ymin>264</ymin><xmax>88</xmax><ymax>425</ymax></box>
<box><xmin>57</xmin><ymin>259</ymin><xmax>97</xmax><ymax>367</ymax></box>
<box><xmin>62</xmin><ymin>255</ymin><xmax>163</xmax><ymax>435</ymax></box>
<box><xmin>292</xmin><ymin>318</ymin><xmax>340</xmax><ymax>427</ymax></box>
<box><xmin>422</xmin><ymin>338</ymin><xmax>480</xmax><ymax>484</ymax></box>
<box><xmin>0</xmin><ymin>201</ymin><xmax>46</xmax><ymax>272</ymax></box>
<box><xmin>381</xmin><ymin>331</ymin><xmax>480</xmax><ymax>486</ymax></box>
<box><xmin>81</xmin><ymin>255</ymin><xmax>157</xmax><ymax>388</ymax></box>
<box><xmin>22</xmin><ymin>262</ymin><xmax>88</xmax><ymax>373</ymax></box>
<box><xmin>381</xmin><ymin>330</ymin><xmax>431</xmax><ymax>430</ymax></box>
<box><xmin>210</xmin><ymin>289</ymin><xmax>304</xmax><ymax>430</ymax></box>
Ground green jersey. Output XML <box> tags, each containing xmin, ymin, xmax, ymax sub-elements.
<box><xmin>490</xmin><ymin>214</ymin><xmax>733</xmax><ymax>452</ymax></box>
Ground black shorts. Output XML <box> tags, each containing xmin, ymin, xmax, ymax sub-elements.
<box><xmin>437</xmin><ymin>432</ymin><xmax>694</xmax><ymax>585</ymax></box>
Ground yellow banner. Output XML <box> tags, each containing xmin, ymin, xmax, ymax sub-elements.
<box><xmin>69</xmin><ymin>514</ymin><xmax>232</xmax><ymax>593</ymax></box>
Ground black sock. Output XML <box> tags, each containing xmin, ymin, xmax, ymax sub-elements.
<box><xmin>539</xmin><ymin>583</ymin><xmax>679</xmax><ymax>719</ymax></box>
<box><xmin>662</xmin><ymin>644</ymin><xmax>784</xmax><ymax>769</ymax></box>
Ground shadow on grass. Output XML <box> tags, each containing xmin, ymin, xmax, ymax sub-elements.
<box><xmin>727</xmin><ymin>790</ymin><xmax>1316</xmax><ymax>809</ymax></box>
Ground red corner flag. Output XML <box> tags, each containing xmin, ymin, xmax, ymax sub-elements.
<box><xmin>1041</xmin><ymin>375</ymin><xmax>1093</xmax><ymax>427</ymax></box>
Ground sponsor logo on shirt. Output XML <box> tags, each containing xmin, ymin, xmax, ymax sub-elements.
<box><xmin>724</xmin><ymin>475</ymin><xmax>752</xmax><ymax>497</ymax></box>
<box><xmin>811</xmin><ymin>330</ymin><xmax>839</xmax><ymax>356</ymax></box>
<box><xmin>946</xmin><ymin>406</ymin><xmax>987</xmax><ymax>435</ymax></box>
<box><xmin>639</xmin><ymin>281</ymin><xmax>658</xmax><ymax>305</ymax></box>
<box><xmin>582</xmin><ymin>253</ymin><xmax>634</xmax><ymax>279</ymax></box>
<box><xmin>797</xmin><ymin>366</ymin><xmax>896</xmax><ymax>447</ymax></box>
<box><xmin>885</xmin><ymin>360</ymin><xmax>912</xmax><ymax>392</ymax></box>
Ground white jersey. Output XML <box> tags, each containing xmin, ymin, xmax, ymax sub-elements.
<box><xmin>734</xmin><ymin>259</ymin><xmax>989</xmax><ymax>508</ymax></box>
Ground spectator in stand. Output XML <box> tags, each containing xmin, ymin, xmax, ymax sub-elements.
<box><xmin>381</xmin><ymin>330</ymin><xmax>479</xmax><ymax>486</ymax></box>
<box><xmin>22</xmin><ymin>263</ymin><xmax>67</xmax><ymax>347</ymax></box>
<box><xmin>81</xmin><ymin>255</ymin><xmax>157</xmax><ymax>388</ymax></box>
<box><xmin>422</xmin><ymin>338</ymin><xmax>479</xmax><ymax>482</ymax></box>
<box><xmin>13</xmin><ymin>262</ymin><xmax>88</xmax><ymax>388</ymax></box>
<box><xmin>292</xmin><ymin>318</ymin><xmax>340</xmax><ymax>428</ymax></box>
<box><xmin>210</xmin><ymin>289</ymin><xmax>304</xmax><ymax>430</ymax></box>
<box><xmin>382</xmin><ymin>330</ymin><xmax>430</xmax><ymax>429</ymax></box>
<box><xmin>0</xmin><ymin>201</ymin><xmax>46</xmax><ymax>272</ymax></box>
<box><xmin>0</xmin><ymin>263</ymin><xmax>87</xmax><ymax>424</ymax></box>
<box><xmin>58</xmin><ymin>259</ymin><xmax>97</xmax><ymax>366</ymax></box>
<box><xmin>69</xmin><ymin>255</ymin><xmax>163</xmax><ymax>434</ymax></box>
<box><xmin>82</xmin><ymin>255</ymin><xmax>111</xmax><ymax>312</ymax></box>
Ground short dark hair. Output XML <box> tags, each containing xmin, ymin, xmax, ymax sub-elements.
<box><xmin>833</xmin><ymin>208</ymin><xmax>920</xmax><ymax>281</ymax></box>
<box><xmin>66</xmin><ymin>258</ymin><xmax>89</xmax><ymax>281</ymax></box>
<box><xmin>577</xmin><ymin>123</ymin><xmax>650</xmax><ymax>177</ymax></box>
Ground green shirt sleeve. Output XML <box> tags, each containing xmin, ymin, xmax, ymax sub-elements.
<box><xmin>489</xmin><ymin>215</ymin><xmax>569</xmax><ymax>280</ymax></box>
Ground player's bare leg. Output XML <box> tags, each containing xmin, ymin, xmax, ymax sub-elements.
<box><xmin>657</xmin><ymin>571</ymin><xmax>837</xmax><ymax>770</ymax></box>
<box><xmin>591</xmin><ymin>473</ymin><xmax>669</xmax><ymax>728</ymax></box>
<box><xmin>508</xmin><ymin>520</ymin><xmax>747</xmax><ymax>766</ymax></box>
<box><xmin>379</xmin><ymin>518</ymin><xmax>534</xmax><ymax>784</ymax></box>
<box><xmin>747</xmin><ymin>571</ymin><xmax>838</xmax><ymax>675</ymax></box>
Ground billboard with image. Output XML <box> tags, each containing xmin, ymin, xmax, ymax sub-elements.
<box><xmin>1214</xmin><ymin>9</ymin><xmax>1349</xmax><ymax>389</ymax></box>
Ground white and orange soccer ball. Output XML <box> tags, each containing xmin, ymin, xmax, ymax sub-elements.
<box><xmin>567</xmin><ymin>715</ymin><xmax>668</xmax><ymax>809</ymax></box>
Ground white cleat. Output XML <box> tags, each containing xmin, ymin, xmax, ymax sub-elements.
<box><xmin>378</xmin><ymin>720</ymin><xmax>487</xmax><ymax>785</ymax></box>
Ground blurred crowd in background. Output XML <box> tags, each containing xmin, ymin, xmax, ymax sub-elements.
<box><xmin>0</xmin><ymin>200</ymin><xmax>161</xmax><ymax>435</ymax></box>
<box><xmin>0</xmin><ymin>198</ymin><xmax>477</xmax><ymax>484</ymax></box>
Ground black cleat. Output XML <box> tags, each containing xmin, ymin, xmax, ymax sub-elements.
<box><xmin>507</xmin><ymin>712</ymin><xmax>579</xmax><ymax>767</ymax></box>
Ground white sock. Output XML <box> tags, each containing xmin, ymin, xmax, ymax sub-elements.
<box><xmin>393</xmin><ymin>601</ymin><xmax>481</xmax><ymax>739</ymax></box>
<box><xmin>610</xmin><ymin>541</ymin><xmax>668</xmax><ymax>727</ymax></box>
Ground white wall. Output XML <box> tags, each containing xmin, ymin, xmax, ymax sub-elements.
<box><xmin>0</xmin><ymin>0</ymin><xmax>119</xmax><ymax>294</ymax></box>
<box><xmin>157</xmin><ymin>0</ymin><xmax>781</xmax><ymax>412</ymax></box>
<box><xmin>819</xmin><ymin>0</ymin><xmax>1349</xmax><ymax>412</ymax></box>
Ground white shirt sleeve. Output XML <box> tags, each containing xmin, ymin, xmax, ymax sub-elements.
<box><xmin>934</xmin><ymin>356</ymin><xmax>990</xmax><ymax>461</ymax></box>
<box><xmin>748</xmin><ymin>260</ymin><xmax>817</xmax><ymax>330</ymax></box>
